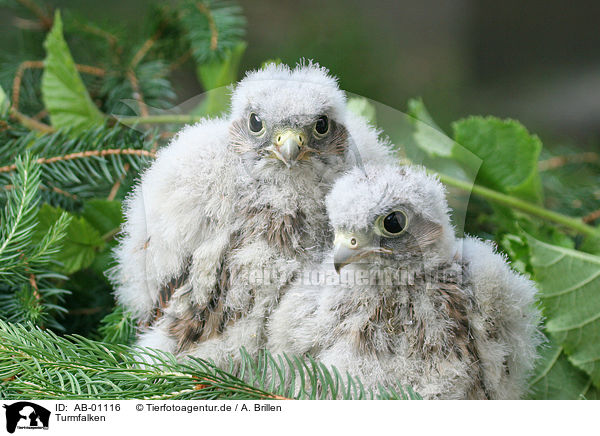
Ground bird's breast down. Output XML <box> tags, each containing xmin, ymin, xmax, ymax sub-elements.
<box><xmin>149</xmin><ymin>148</ymin><xmax>335</xmax><ymax>365</ymax></box>
<box><xmin>280</xmin><ymin>260</ymin><xmax>495</xmax><ymax>399</ymax></box>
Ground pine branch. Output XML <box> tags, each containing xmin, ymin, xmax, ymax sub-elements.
<box><xmin>0</xmin><ymin>320</ymin><xmax>420</xmax><ymax>400</ymax></box>
<box><xmin>98</xmin><ymin>305</ymin><xmax>136</xmax><ymax>345</ymax></box>
<box><xmin>102</xmin><ymin>60</ymin><xmax>176</xmax><ymax>116</ymax></box>
<box><xmin>14</xmin><ymin>0</ymin><xmax>53</xmax><ymax>30</ymax></box>
<box><xmin>181</xmin><ymin>0</ymin><xmax>246</xmax><ymax>64</ymax></box>
<box><xmin>0</xmin><ymin>154</ymin><xmax>50</xmax><ymax>284</ymax></box>
<box><xmin>0</xmin><ymin>154</ymin><xmax>71</xmax><ymax>329</ymax></box>
<box><xmin>11</xmin><ymin>60</ymin><xmax>105</xmax><ymax>113</ymax></box>
<box><xmin>0</xmin><ymin>149</ymin><xmax>155</xmax><ymax>174</ymax></box>
<box><xmin>0</xmin><ymin>125</ymin><xmax>159</xmax><ymax>204</ymax></box>
<box><xmin>9</xmin><ymin>108</ymin><xmax>54</xmax><ymax>133</ymax></box>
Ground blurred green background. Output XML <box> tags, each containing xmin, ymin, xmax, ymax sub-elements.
<box><xmin>3</xmin><ymin>0</ymin><xmax>599</xmax><ymax>144</ymax></box>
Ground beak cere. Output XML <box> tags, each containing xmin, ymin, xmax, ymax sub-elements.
<box><xmin>332</xmin><ymin>231</ymin><xmax>371</xmax><ymax>274</ymax></box>
<box><xmin>332</xmin><ymin>230</ymin><xmax>391</xmax><ymax>274</ymax></box>
<box><xmin>273</xmin><ymin>129</ymin><xmax>306</xmax><ymax>168</ymax></box>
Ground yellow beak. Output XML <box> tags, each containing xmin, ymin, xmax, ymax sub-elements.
<box><xmin>269</xmin><ymin>129</ymin><xmax>307</xmax><ymax>168</ymax></box>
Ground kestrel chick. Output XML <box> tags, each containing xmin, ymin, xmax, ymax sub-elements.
<box><xmin>268</xmin><ymin>164</ymin><xmax>541</xmax><ymax>399</ymax></box>
<box><xmin>111</xmin><ymin>62</ymin><xmax>392</xmax><ymax>366</ymax></box>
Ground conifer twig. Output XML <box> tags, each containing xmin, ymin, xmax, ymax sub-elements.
<box><xmin>12</xmin><ymin>60</ymin><xmax>43</xmax><ymax>111</ymax></box>
<box><xmin>127</xmin><ymin>70</ymin><xmax>149</xmax><ymax>117</ymax></box>
<box><xmin>0</xmin><ymin>321</ymin><xmax>418</xmax><ymax>400</ymax></box>
<box><xmin>130</xmin><ymin>29</ymin><xmax>163</xmax><ymax>69</ymax></box>
<box><xmin>107</xmin><ymin>163</ymin><xmax>130</xmax><ymax>201</ymax></box>
<box><xmin>3</xmin><ymin>184</ymin><xmax>78</xmax><ymax>200</ymax></box>
<box><xmin>582</xmin><ymin>209</ymin><xmax>600</xmax><ymax>224</ymax></box>
<box><xmin>16</xmin><ymin>0</ymin><xmax>53</xmax><ymax>30</ymax></box>
<box><xmin>169</xmin><ymin>50</ymin><xmax>192</xmax><ymax>71</ymax></box>
<box><xmin>0</xmin><ymin>149</ymin><xmax>156</xmax><ymax>174</ymax></box>
<box><xmin>196</xmin><ymin>2</ymin><xmax>219</xmax><ymax>51</ymax></box>
<box><xmin>9</xmin><ymin>108</ymin><xmax>55</xmax><ymax>133</ymax></box>
<box><xmin>539</xmin><ymin>152</ymin><xmax>599</xmax><ymax>171</ymax></box>
<box><xmin>11</xmin><ymin>60</ymin><xmax>106</xmax><ymax>112</ymax></box>
<box><xmin>33</xmin><ymin>109</ymin><xmax>48</xmax><ymax>121</ymax></box>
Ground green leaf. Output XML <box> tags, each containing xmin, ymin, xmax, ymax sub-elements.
<box><xmin>347</xmin><ymin>97</ymin><xmax>376</xmax><ymax>125</ymax></box>
<box><xmin>528</xmin><ymin>335</ymin><xmax>600</xmax><ymax>399</ymax></box>
<box><xmin>407</xmin><ymin>98</ymin><xmax>440</xmax><ymax>130</ymax></box>
<box><xmin>197</xmin><ymin>41</ymin><xmax>246</xmax><ymax>90</ymax></box>
<box><xmin>452</xmin><ymin>116</ymin><xmax>543</xmax><ymax>204</ymax></box>
<box><xmin>81</xmin><ymin>199</ymin><xmax>122</xmax><ymax>236</ymax></box>
<box><xmin>404</xmin><ymin>98</ymin><xmax>481</xmax><ymax>185</ymax></box>
<box><xmin>194</xmin><ymin>41</ymin><xmax>246</xmax><ymax>116</ymax></box>
<box><xmin>407</xmin><ymin>98</ymin><xmax>451</xmax><ymax>158</ymax></box>
<box><xmin>34</xmin><ymin>204</ymin><xmax>105</xmax><ymax>275</ymax></box>
<box><xmin>527</xmin><ymin>233</ymin><xmax>600</xmax><ymax>388</ymax></box>
<box><xmin>580</xmin><ymin>229</ymin><xmax>600</xmax><ymax>256</ymax></box>
<box><xmin>499</xmin><ymin>233</ymin><xmax>531</xmax><ymax>274</ymax></box>
<box><xmin>0</xmin><ymin>84</ymin><xmax>9</xmax><ymax>116</ymax></box>
<box><xmin>41</xmin><ymin>10</ymin><xmax>104</xmax><ymax>133</ymax></box>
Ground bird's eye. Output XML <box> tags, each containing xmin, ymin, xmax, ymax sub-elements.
<box><xmin>376</xmin><ymin>210</ymin><xmax>408</xmax><ymax>237</ymax></box>
<box><xmin>248</xmin><ymin>113</ymin><xmax>265</xmax><ymax>134</ymax></box>
<box><xmin>314</xmin><ymin>115</ymin><xmax>329</xmax><ymax>136</ymax></box>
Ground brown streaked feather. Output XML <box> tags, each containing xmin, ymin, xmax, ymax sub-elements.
<box><xmin>241</xmin><ymin>204</ymin><xmax>307</xmax><ymax>257</ymax></box>
<box><xmin>321</xmin><ymin>124</ymin><xmax>349</xmax><ymax>156</ymax></box>
<box><xmin>140</xmin><ymin>260</ymin><xmax>191</xmax><ymax>329</ymax></box>
<box><xmin>435</xmin><ymin>280</ymin><xmax>490</xmax><ymax>400</ymax></box>
<box><xmin>342</xmin><ymin>261</ymin><xmax>490</xmax><ymax>399</ymax></box>
<box><xmin>167</xmin><ymin>246</ymin><xmax>232</xmax><ymax>353</ymax></box>
<box><xmin>169</xmin><ymin>305</ymin><xmax>206</xmax><ymax>353</ymax></box>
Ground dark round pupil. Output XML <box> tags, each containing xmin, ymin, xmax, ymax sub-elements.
<box><xmin>315</xmin><ymin>116</ymin><xmax>329</xmax><ymax>134</ymax></box>
<box><xmin>249</xmin><ymin>113</ymin><xmax>263</xmax><ymax>132</ymax></box>
<box><xmin>383</xmin><ymin>212</ymin><xmax>406</xmax><ymax>234</ymax></box>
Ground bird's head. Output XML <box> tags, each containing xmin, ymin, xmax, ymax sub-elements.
<box><xmin>229</xmin><ymin>62</ymin><xmax>349</xmax><ymax>175</ymax></box>
<box><xmin>326</xmin><ymin>164</ymin><xmax>456</xmax><ymax>273</ymax></box>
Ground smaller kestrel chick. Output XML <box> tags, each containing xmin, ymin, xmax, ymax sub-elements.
<box><xmin>268</xmin><ymin>164</ymin><xmax>541</xmax><ymax>399</ymax></box>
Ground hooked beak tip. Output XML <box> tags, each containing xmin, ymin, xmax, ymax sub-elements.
<box><xmin>279</xmin><ymin>139</ymin><xmax>301</xmax><ymax>166</ymax></box>
<box><xmin>332</xmin><ymin>243</ymin><xmax>357</xmax><ymax>275</ymax></box>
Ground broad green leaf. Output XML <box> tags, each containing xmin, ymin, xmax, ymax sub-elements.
<box><xmin>527</xmin><ymin>233</ymin><xmax>600</xmax><ymax>387</ymax></box>
<box><xmin>528</xmin><ymin>335</ymin><xmax>600</xmax><ymax>399</ymax></box>
<box><xmin>580</xmin><ymin>230</ymin><xmax>600</xmax><ymax>256</ymax></box>
<box><xmin>404</xmin><ymin>98</ymin><xmax>481</xmax><ymax>184</ymax></box>
<box><xmin>197</xmin><ymin>41</ymin><xmax>246</xmax><ymax>90</ymax></box>
<box><xmin>499</xmin><ymin>233</ymin><xmax>530</xmax><ymax>274</ymax></box>
<box><xmin>41</xmin><ymin>11</ymin><xmax>104</xmax><ymax>132</ymax></box>
<box><xmin>34</xmin><ymin>204</ymin><xmax>105</xmax><ymax>275</ymax></box>
<box><xmin>347</xmin><ymin>97</ymin><xmax>376</xmax><ymax>124</ymax></box>
<box><xmin>452</xmin><ymin>117</ymin><xmax>543</xmax><ymax>204</ymax></box>
<box><xmin>0</xmin><ymin>84</ymin><xmax>9</xmax><ymax>116</ymax></box>
<box><xmin>407</xmin><ymin>98</ymin><xmax>451</xmax><ymax>157</ymax></box>
<box><xmin>193</xmin><ymin>42</ymin><xmax>246</xmax><ymax>116</ymax></box>
<box><xmin>81</xmin><ymin>199</ymin><xmax>122</xmax><ymax>236</ymax></box>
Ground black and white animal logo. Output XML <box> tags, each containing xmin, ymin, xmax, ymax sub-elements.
<box><xmin>2</xmin><ymin>402</ymin><xmax>50</xmax><ymax>433</ymax></box>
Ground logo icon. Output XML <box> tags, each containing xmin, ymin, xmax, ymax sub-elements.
<box><xmin>2</xmin><ymin>402</ymin><xmax>50</xmax><ymax>434</ymax></box>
